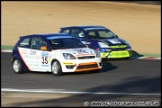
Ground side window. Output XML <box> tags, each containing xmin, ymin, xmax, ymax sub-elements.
<box><xmin>30</xmin><ymin>37</ymin><xmax>47</xmax><ymax>50</ymax></box>
<box><xmin>88</xmin><ymin>31</ymin><xmax>96</xmax><ymax>36</ymax></box>
<box><xmin>98</xmin><ymin>31</ymin><xmax>107</xmax><ymax>38</ymax></box>
<box><xmin>70</xmin><ymin>29</ymin><xmax>86</xmax><ymax>40</ymax></box>
<box><xmin>18</xmin><ymin>38</ymin><xmax>30</xmax><ymax>48</ymax></box>
<box><xmin>71</xmin><ymin>29</ymin><xmax>82</xmax><ymax>37</ymax></box>
<box><xmin>88</xmin><ymin>31</ymin><xmax>97</xmax><ymax>39</ymax></box>
<box><xmin>62</xmin><ymin>29</ymin><xmax>70</xmax><ymax>34</ymax></box>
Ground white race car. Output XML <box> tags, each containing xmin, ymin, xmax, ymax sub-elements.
<box><xmin>12</xmin><ymin>33</ymin><xmax>102</xmax><ymax>75</ymax></box>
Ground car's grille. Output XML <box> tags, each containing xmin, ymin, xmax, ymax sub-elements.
<box><xmin>110</xmin><ymin>45</ymin><xmax>126</xmax><ymax>48</ymax></box>
<box><xmin>111</xmin><ymin>48</ymin><xmax>127</xmax><ymax>51</ymax></box>
<box><xmin>77</xmin><ymin>64</ymin><xmax>98</xmax><ymax>69</ymax></box>
<box><xmin>110</xmin><ymin>45</ymin><xmax>127</xmax><ymax>51</ymax></box>
<box><xmin>77</xmin><ymin>56</ymin><xmax>95</xmax><ymax>59</ymax></box>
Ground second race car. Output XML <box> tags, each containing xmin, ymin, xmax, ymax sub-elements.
<box><xmin>59</xmin><ymin>25</ymin><xmax>132</xmax><ymax>59</ymax></box>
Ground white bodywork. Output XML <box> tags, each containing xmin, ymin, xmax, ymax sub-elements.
<box><xmin>18</xmin><ymin>47</ymin><xmax>102</xmax><ymax>73</ymax></box>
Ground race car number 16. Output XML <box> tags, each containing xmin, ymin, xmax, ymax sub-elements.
<box><xmin>42</xmin><ymin>57</ymin><xmax>48</xmax><ymax>64</ymax></box>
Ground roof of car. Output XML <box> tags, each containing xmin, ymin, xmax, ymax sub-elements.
<box><xmin>20</xmin><ymin>33</ymin><xmax>73</xmax><ymax>38</ymax></box>
<box><xmin>61</xmin><ymin>25</ymin><xmax>107</xmax><ymax>30</ymax></box>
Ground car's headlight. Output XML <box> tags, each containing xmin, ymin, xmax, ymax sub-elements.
<box><xmin>125</xmin><ymin>41</ymin><xmax>131</xmax><ymax>49</ymax></box>
<box><xmin>98</xmin><ymin>42</ymin><xmax>110</xmax><ymax>48</ymax></box>
<box><xmin>63</xmin><ymin>53</ymin><xmax>76</xmax><ymax>59</ymax></box>
<box><xmin>95</xmin><ymin>50</ymin><xmax>100</xmax><ymax>57</ymax></box>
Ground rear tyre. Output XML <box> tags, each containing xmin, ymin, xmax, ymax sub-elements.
<box><xmin>12</xmin><ymin>59</ymin><xmax>23</xmax><ymax>74</ymax></box>
<box><xmin>51</xmin><ymin>60</ymin><xmax>63</xmax><ymax>76</ymax></box>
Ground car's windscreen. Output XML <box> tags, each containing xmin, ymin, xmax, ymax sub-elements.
<box><xmin>48</xmin><ymin>38</ymin><xmax>86</xmax><ymax>49</ymax></box>
<box><xmin>87</xmin><ymin>30</ymin><xmax>117</xmax><ymax>39</ymax></box>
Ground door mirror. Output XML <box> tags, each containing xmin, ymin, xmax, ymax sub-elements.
<box><xmin>40</xmin><ymin>46</ymin><xmax>47</xmax><ymax>51</ymax></box>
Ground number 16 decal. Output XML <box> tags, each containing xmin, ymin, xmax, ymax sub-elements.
<box><xmin>42</xmin><ymin>57</ymin><xmax>48</xmax><ymax>64</ymax></box>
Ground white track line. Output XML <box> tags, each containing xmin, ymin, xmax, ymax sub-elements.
<box><xmin>1</xmin><ymin>88</ymin><xmax>161</xmax><ymax>96</ymax></box>
<box><xmin>1</xmin><ymin>50</ymin><xmax>12</xmax><ymax>52</ymax></box>
<box><xmin>137</xmin><ymin>57</ymin><xmax>161</xmax><ymax>60</ymax></box>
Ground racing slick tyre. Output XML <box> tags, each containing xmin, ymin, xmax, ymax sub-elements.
<box><xmin>12</xmin><ymin>59</ymin><xmax>23</xmax><ymax>74</ymax></box>
<box><xmin>51</xmin><ymin>60</ymin><xmax>63</xmax><ymax>76</ymax></box>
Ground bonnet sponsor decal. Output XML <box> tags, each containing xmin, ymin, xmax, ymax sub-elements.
<box><xmin>73</xmin><ymin>48</ymin><xmax>89</xmax><ymax>54</ymax></box>
<box><xmin>108</xmin><ymin>39</ymin><xmax>121</xmax><ymax>44</ymax></box>
<box><xmin>73</xmin><ymin>48</ymin><xmax>95</xmax><ymax>56</ymax></box>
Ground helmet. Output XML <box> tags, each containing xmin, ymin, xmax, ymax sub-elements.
<box><xmin>78</xmin><ymin>33</ymin><xmax>84</xmax><ymax>37</ymax></box>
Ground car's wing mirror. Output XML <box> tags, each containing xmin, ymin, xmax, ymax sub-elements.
<box><xmin>40</xmin><ymin>46</ymin><xmax>47</xmax><ymax>51</ymax></box>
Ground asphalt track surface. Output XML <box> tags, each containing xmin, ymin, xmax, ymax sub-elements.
<box><xmin>1</xmin><ymin>52</ymin><xmax>161</xmax><ymax>107</ymax></box>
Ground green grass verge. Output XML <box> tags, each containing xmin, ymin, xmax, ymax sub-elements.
<box><xmin>141</xmin><ymin>53</ymin><xmax>161</xmax><ymax>58</ymax></box>
<box><xmin>1</xmin><ymin>45</ymin><xmax>13</xmax><ymax>50</ymax></box>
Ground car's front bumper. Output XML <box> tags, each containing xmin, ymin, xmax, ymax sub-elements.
<box><xmin>61</xmin><ymin>57</ymin><xmax>102</xmax><ymax>72</ymax></box>
<box><xmin>100</xmin><ymin>50</ymin><xmax>131</xmax><ymax>59</ymax></box>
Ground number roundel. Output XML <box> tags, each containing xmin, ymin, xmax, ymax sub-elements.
<box><xmin>42</xmin><ymin>57</ymin><xmax>48</xmax><ymax>64</ymax></box>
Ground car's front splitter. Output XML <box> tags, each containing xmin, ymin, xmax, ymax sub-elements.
<box><xmin>100</xmin><ymin>50</ymin><xmax>130</xmax><ymax>59</ymax></box>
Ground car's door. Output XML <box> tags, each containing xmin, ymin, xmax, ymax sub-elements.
<box><xmin>18</xmin><ymin>36</ymin><xmax>51</xmax><ymax>72</ymax></box>
<box><xmin>29</xmin><ymin>36</ymin><xmax>51</xmax><ymax>72</ymax></box>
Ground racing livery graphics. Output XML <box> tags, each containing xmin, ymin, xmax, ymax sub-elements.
<box><xmin>59</xmin><ymin>25</ymin><xmax>132</xmax><ymax>59</ymax></box>
<box><xmin>12</xmin><ymin>33</ymin><xmax>102</xmax><ymax>75</ymax></box>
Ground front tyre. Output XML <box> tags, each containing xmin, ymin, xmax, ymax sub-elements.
<box><xmin>51</xmin><ymin>60</ymin><xmax>63</xmax><ymax>76</ymax></box>
<box><xmin>12</xmin><ymin>59</ymin><xmax>23</xmax><ymax>74</ymax></box>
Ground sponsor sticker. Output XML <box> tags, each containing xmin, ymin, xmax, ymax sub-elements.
<box><xmin>108</xmin><ymin>39</ymin><xmax>121</xmax><ymax>44</ymax></box>
<box><xmin>62</xmin><ymin>62</ymin><xmax>73</xmax><ymax>65</ymax></box>
<box><xmin>29</xmin><ymin>50</ymin><xmax>36</xmax><ymax>55</ymax></box>
<box><xmin>41</xmin><ymin>52</ymin><xmax>49</xmax><ymax>57</ymax></box>
<box><xmin>73</xmin><ymin>48</ymin><xmax>89</xmax><ymax>54</ymax></box>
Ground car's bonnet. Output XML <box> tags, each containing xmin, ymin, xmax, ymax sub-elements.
<box><xmin>58</xmin><ymin>47</ymin><xmax>95</xmax><ymax>56</ymax></box>
<box><xmin>98</xmin><ymin>38</ymin><xmax>126</xmax><ymax>46</ymax></box>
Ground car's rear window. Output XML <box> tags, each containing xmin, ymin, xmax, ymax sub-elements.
<box><xmin>18</xmin><ymin>38</ymin><xmax>30</xmax><ymax>48</ymax></box>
